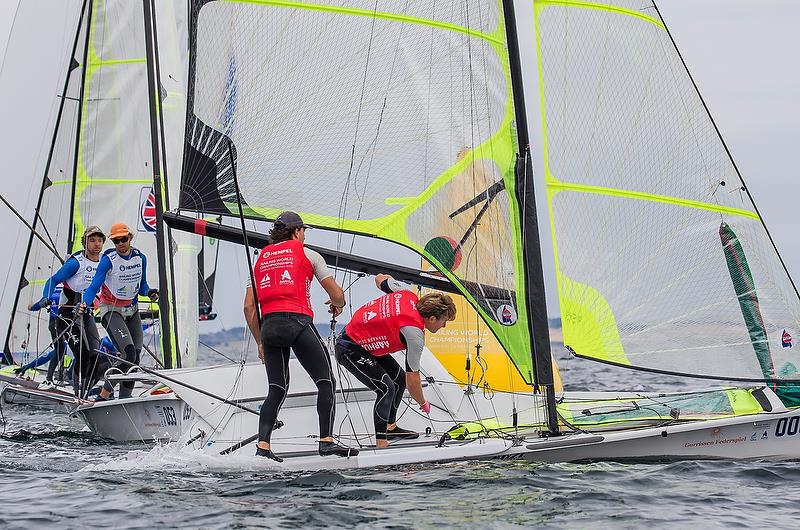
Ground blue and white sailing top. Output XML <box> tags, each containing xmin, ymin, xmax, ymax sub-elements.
<box><xmin>82</xmin><ymin>248</ymin><xmax>152</xmax><ymax>309</ymax></box>
<box><xmin>35</xmin><ymin>251</ymin><xmax>100</xmax><ymax>312</ymax></box>
<box><xmin>30</xmin><ymin>284</ymin><xmax>63</xmax><ymax>317</ymax></box>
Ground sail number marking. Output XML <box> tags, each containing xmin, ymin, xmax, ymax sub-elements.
<box><xmin>162</xmin><ymin>406</ymin><xmax>177</xmax><ymax>427</ymax></box>
<box><xmin>774</xmin><ymin>417</ymin><xmax>800</xmax><ymax>437</ymax></box>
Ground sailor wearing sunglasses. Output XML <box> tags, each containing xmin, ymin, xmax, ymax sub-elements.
<box><xmin>78</xmin><ymin>222</ymin><xmax>159</xmax><ymax>401</ymax></box>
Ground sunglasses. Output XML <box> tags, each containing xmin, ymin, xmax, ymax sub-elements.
<box><xmin>111</xmin><ymin>236</ymin><xmax>130</xmax><ymax>244</ymax></box>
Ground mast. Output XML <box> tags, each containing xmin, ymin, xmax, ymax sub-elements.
<box><xmin>2</xmin><ymin>0</ymin><xmax>90</xmax><ymax>363</ymax></box>
<box><xmin>66</xmin><ymin>0</ymin><xmax>94</xmax><ymax>255</ymax></box>
<box><xmin>148</xmin><ymin>0</ymin><xmax>183</xmax><ymax>367</ymax></box>
<box><xmin>142</xmin><ymin>0</ymin><xmax>178</xmax><ymax>369</ymax></box>
<box><xmin>501</xmin><ymin>0</ymin><xmax>559</xmax><ymax>434</ymax></box>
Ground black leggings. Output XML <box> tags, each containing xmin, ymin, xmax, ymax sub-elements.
<box><xmin>335</xmin><ymin>335</ymin><xmax>405</xmax><ymax>440</ymax></box>
<box><xmin>101</xmin><ymin>311</ymin><xmax>143</xmax><ymax>398</ymax></box>
<box><xmin>63</xmin><ymin>311</ymin><xmax>105</xmax><ymax>397</ymax></box>
<box><xmin>46</xmin><ymin>315</ymin><xmax>67</xmax><ymax>382</ymax></box>
<box><xmin>258</xmin><ymin>313</ymin><xmax>336</xmax><ymax>444</ymax></box>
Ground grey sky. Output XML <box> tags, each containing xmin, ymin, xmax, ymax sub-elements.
<box><xmin>0</xmin><ymin>1</ymin><xmax>797</xmax><ymax>336</ymax></box>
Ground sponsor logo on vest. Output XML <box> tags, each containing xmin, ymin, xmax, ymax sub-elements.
<box><xmin>781</xmin><ymin>328</ymin><xmax>793</xmax><ymax>349</ymax></box>
<box><xmin>364</xmin><ymin>311</ymin><xmax>377</xmax><ymax>321</ymax></box>
<box><xmin>261</xmin><ymin>248</ymin><xmax>293</xmax><ymax>259</ymax></box>
<box><xmin>260</xmin><ymin>274</ymin><xmax>271</xmax><ymax>288</ymax></box>
<box><xmin>496</xmin><ymin>303</ymin><xmax>517</xmax><ymax>325</ymax></box>
<box><xmin>280</xmin><ymin>270</ymin><xmax>292</xmax><ymax>284</ymax></box>
<box><xmin>362</xmin><ymin>339</ymin><xmax>391</xmax><ymax>351</ymax></box>
<box><xmin>394</xmin><ymin>293</ymin><xmax>402</xmax><ymax>313</ymax></box>
<box><xmin>119</xmin><ymin>263</ymin><xmax>141</xmax><ymax>272</ymax></box>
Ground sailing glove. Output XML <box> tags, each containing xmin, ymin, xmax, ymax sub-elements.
<box><xmin>148</xmin><ymin>289</ymin><xmax>159</xmax><ymax>301</ymax></box>
<box><xmin>419</xmin><ymin>400</ymin><xmax>431</xmax><ymax>414</ymax></box>
<box><xmin>31</xmin><ymin>296</ymin><xmax>51</xmax><ymax>311</ymax></box>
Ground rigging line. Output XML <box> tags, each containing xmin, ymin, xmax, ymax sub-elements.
<box><xmin>92</xmin><ymin>348</ymin><xmax>260</xmax><ymax>416</ymax></box>
<box><xmin>348</xmin><ymin>0</ymin><xmax>408</xmax><ymax>215</ymax></box>
<box><xmin>198</xmin><ymin>340</ymin><xmax>238</xmax><ymax>364</ymax></box>
<box><xmin>327</xmin><ymin>325</ymin><xmax>368</xmax><ymax>447</ymax></box>
<box><xmin>333</xmin><ymin>0</ymin><xmax>381</xmax><ymax>278</ymax></box>
<box><xmin>227</xmin><ymin>139</ymin><xmax>260</xmax><ymax>327</ymax></box>
<box><xmin>33</xmin><ymin>211</ymin><xmax>60</xmax><ymax>260</ymax></box>
<box><xmin>422</xmin><ymin>0</ymin><xmax>436</xmax><ymax>189</ymax></box>
<box><xmin>0</xmin><ymin>195</ymin><xmax>65</xmax><ymax>266</ymax></box>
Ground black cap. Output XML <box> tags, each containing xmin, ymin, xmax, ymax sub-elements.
<box><xmin>275</xmin><ymin>211</ymin><xmax>308</xmax><ymax>229</ymax></box>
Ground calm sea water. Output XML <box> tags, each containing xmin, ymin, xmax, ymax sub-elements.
<box><xmin>1</xmin><ymin>345</ymin><xmax>798</xmax><ymax>529</ymax></box>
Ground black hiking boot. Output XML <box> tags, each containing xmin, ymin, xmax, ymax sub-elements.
<box><xmin>318</xmin><ymin>441</ymin><xmax>359</xmax><ymax>458</ymax></box>
<box><xmin>255</xmin><ymin>446</ymin><xmax>283</xmax><ymax>463</ymax></box>
<box><xmin>386</xmin><ymin>425</ymin><xmax>419</xmax><ymax>441</ymax></box>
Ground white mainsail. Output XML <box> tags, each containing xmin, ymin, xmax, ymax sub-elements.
<box><xmin>2</xmin><ymin>0</ymin><xmax>200</xmax><ymax>368</ymax></box>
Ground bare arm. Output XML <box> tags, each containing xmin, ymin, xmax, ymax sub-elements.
<box><xmin>320</xmin><ymin>276</ymin><xmax>345</xmax><ymax>317</ymax></box>
<box><xmin>405</xmin><ymin>371</ymin><xmax>426</xmax><ymax>406</ymax></box>
<box><xmin>243</xmin><ymin>289</ymin><xmax>264</xmax><ymax>361</ymax></box>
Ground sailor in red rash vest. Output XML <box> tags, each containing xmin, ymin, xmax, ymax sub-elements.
<box><xmin>243</xmin><ymin>211</ymin><xmax>357</xmax><ymax>462</ymax></box>
<box><xmin>335</xmin><ymin>274</ymin><xmax>457</xmax><ymax>447</ymax></box>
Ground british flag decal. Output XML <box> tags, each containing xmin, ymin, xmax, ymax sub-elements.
<box><xmin>138</xmin><ymin>187</ymin><xmax>157</xmax><ymax>232</ymax></box>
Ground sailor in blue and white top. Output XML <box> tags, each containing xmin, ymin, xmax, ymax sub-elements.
<box><xmin>28</xmin><ymin>225</ymin><xmax>106</xmax><ymax>393</ymax></box>
<box><xmin>78</xmin><ymin>222</ymin><xmax>159</xmax><ymax>401</ymax></box>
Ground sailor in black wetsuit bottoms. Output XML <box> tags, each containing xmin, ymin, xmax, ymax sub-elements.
<box><xmin>244</xmin><ymin>211</ymin><xmax>357</xmax><ymax>462</ymax></box>
<box><xmin>78</xmin><ymin>222</ymin><xmax>158</xmax><ymax>401</ymax></box>
<box><xmin>335</xmin><ymin>274</ymin><xmax>456</xmax><ymax>448</ymax></box>
<box><xmin>27</xmin><ymin>225</ymin><xmax>107</xmax><ymax>395</ymax></box>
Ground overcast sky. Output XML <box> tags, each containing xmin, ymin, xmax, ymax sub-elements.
<box><xmin>0</xmin><ymin>1</ymin><xmax>797</xmax><ymax>336</ymax></box>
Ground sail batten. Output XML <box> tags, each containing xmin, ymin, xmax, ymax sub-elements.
<box><xmin>546</xmin><ymin>180</ymin><xmax>760</xmax><ymax>220</ymax></box>
<box><xmin>225</xmin><ymin>0</ymin><xmax>505</xmax><ymax>44</ymax></box>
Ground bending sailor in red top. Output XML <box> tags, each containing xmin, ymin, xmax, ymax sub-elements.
<box><xmin>335</xmin><ymin>274</ymin><xmax>457</xmax><ymax>447</ymax></box>
<box><xmin>243</xmin><ymin>211</ymin><xmax>356</xmax><ymax>462</ymax></box>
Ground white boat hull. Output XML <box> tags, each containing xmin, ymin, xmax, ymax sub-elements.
<box><xmin>1</xmin><ymin>384</ymin><xmax>80</xmax><ymax>413</ymax></box>
<box><xmin>76</xmin><ymin>393</ymin><xmax>187</xmax><ymax>443</ymax></box>
<box><xmin>523</xmin><ymin>408</ymin><xmax>800</xmax><ymax>462</ymax></box>
<box><xmin>243</xmin><ymin>408</ymin><xmax>800</xmax><ymax>471</ymax></box>
<box><xmin>253</xmin><ymin>438</ymin><xmax>523</xmax><ymax>472</ymax></box>
<box><xmin>0</xmin><ymin>371</ymin><xmax>80</xmax><ymax>412</ymax></box>
<box><xmin>65</xmin><ymin>349</ymin><xmax>800</xmax><ymax>466</ymax></box>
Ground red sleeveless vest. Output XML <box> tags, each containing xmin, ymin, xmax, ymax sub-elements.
<box><xmin>253</xmin><ymin>240</ymin><xmax>314</xmax><ymax>317</ymax></box>
<box><xmin>345</xmin><ymin>290</ymin><xmax>424</xmax><ymax>356</ymax></box>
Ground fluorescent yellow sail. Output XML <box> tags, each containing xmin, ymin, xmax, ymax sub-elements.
<box><xmin>179</xmin><ymin>0</ymin><xmax>540</xmax><ymax>381</ymax></box>
<box><xmin>532</xmin><ymin>0</ymin><xmax>800</xmax><ymax>380</ymax></box>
